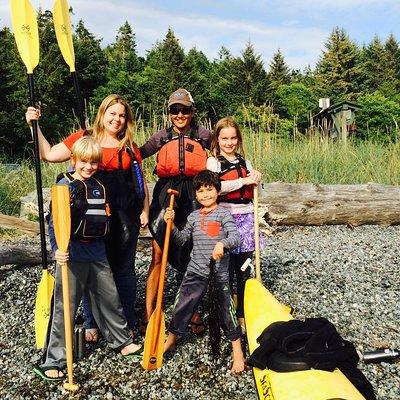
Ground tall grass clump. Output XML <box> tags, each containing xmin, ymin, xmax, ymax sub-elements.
<box><xmin>0</xmin><ymin>161</ymin><xmax>67</xmax><ymax>216</ymax></box>
<box><xmin>243</xmin><ymin>131</ymin><xmax>400</xmax><ymax>184</ymax></box>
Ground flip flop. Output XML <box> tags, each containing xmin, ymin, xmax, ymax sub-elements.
<box><xmin>33</xmin><ymin>366</ymin><xmax>65</xmax><ymax>382</ymax></box>
<box><xmin>123</xmin><ymin>345</ymin><xmax>144</xmax><ymax>362</ymax></box>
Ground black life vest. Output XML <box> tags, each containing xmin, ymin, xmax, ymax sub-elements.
<box><xmin>155</xmin><ymin>127</ymin><xmax>208</xmax><ymax>178</ymax></box>
<box><xmin>57</xmin><ymin>172</ymin><xmax>110</xmax><ymax>239</ymax></box>
<box><xmin>217</xmin><ymin>154</ymin><xmax>253</xmax><ymax>204</ymax></box>
<box><xmin>96</xmin><ymin>147</ymin><xmax>145</xmax><ymax>212</ymax></box>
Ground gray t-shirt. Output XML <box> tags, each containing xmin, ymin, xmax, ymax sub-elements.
<box><xmin>171</xmin><ymin>206</ymin><xmax>240</xmax><ymax>280</ymax></box>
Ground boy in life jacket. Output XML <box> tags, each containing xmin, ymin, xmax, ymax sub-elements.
<box><xmin>139</xmin><ymin>89</ymin><xmax>212</xmax><ymax>333</ymax></box>
<box><xmin>33</xmin><ymin>136</ymin><xmax>142</xmax><ymax>383</ymax></box>
<box><xmin>207</xmin><ymin>117</ymin><xmax>263</xmax><ymax>332</ymax></box>
<box><xmin>163</xmin><ymin>170</ymin><xmax>245</xmax><ymax>373</ymax></box>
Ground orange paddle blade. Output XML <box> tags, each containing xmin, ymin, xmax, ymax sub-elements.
<box><xmin>142</xmin><ymin>310</ymin><xmax>165</xmax><ymax>370</ymax></box>
<box><xmin>51</xmin><ymin>184</ymin><xmax>71</xmax><ymax>252</ymax></box>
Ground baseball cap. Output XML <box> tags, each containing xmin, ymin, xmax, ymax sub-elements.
<box><xmin>168</xmin><ymin>88</ymin><xmax>194</xmax><ymax>107</ymax></box>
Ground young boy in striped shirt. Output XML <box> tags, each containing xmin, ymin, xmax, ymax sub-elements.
<box><xmin>163</xmin><ymin>170</ymin><xmax>246</xmax><ymax>373</ymax></box>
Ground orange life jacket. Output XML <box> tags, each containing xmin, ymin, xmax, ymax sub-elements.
<box><xmin>155</xmin><ymin>127</ymin><xmax>208</xmax><ymax>178</ymax></box>
<box><xmin>217</xmin><ymin>154</ymin><xmax>253</xmax><ymax>204</ymax></box>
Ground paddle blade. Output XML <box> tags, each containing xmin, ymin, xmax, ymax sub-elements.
<box><xmin>34</xmin><ymin>269</ymin><xmax>55</xmax><ymax>348</ymax></box>
<box><xmin>53</xmin><ymin>0</ymin><xmax>75</xmax><ymax>72</ymax></box>
<box><xmin>10</xmin><ymin>0</ymin><xmax>39</xmax><ymax>73</ymax></box>
<box><xmin>142</xmin><ymin>310</ymin><xmax>165</xmax><ymax>370</ymax></box>
<box><xmin>51</xmin><ymin>184</ymin><xmax>71</xmax><ymax>252</ymax></box>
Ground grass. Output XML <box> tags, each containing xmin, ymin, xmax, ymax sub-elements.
<box><xmin>0</xmin><ymin>161</ymin><xmax>67</xmax><ymax>216</ymax></box>
<box><xmin>244</xmin><ymin>132</ymin><xmax>400</xmax><ymax>185</ymax></box>
<box><xmin>2</xmin><ymin>125</ymin><xmax>400</xmax><ymax>216</ymax></box>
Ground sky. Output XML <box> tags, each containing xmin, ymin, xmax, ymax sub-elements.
<box><xmin>1</xmin><ymin>0</ymin><xmax>400</xmax><ymax>70</ymax></box>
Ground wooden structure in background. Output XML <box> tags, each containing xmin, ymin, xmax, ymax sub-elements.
<box><xmin>313</xmin><ymin>101</ymin><xmax>362</xmax><ymax>142</ymax></box>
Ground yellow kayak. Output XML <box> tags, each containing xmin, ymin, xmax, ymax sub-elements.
<box><xmin>244</xmin><ymin>278</ymin><xmax>366</xmax><ymax>400</ymax></box>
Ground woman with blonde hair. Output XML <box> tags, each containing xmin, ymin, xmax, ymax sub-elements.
<box><xmin>26</xmin><ymin>94</ymin><xmax>149</xmax><ymax>341</ymax></box>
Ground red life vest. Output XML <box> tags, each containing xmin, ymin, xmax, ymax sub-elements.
<box><xmin>155</xmin><ymin>127</ymin><xmax>208</xmax><ymax>178</ymax></box>
<box><xmin>217</xmin><ymin>154</ymin><xmax>253</xmax><ymax>204</ymax></box>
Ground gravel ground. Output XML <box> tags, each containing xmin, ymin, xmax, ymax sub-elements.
<box><xmin>0</xmin><ymin>225</ymin><xmax>399</xmax><ymax>399</ymax></box>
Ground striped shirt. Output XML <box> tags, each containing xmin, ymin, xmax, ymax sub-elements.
<box><xmin>171</xmin><ymin>206</ymin><xmax>240</xmax><ymax>280</ymax></box>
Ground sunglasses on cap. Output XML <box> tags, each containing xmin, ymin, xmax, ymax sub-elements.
<box><xmin>169</xmin><ymin>105</ymin><xmax>193</xmax><ymax>115</ymax></box>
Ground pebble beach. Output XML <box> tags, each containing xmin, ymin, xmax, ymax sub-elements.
<box><xmin>1</xmin><ymin>224</ymin><xmax>399</xmax><ymax>399</ymax></box>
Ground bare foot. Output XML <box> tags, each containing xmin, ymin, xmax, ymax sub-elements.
<box><xmin>231</xmin><ymin>338</ymin><xmax>246</xmax><ymax>373</ymax></box>
<box><xmin>121</xmin><ymin>342</ymin><xmax>142</xmax><ymax>356</ymax></box>
<box><xmin>85</xmin><ymin>328</ymin><xmax>99</xmax><ymax>343</ymax></box>
<box><xmin>45</xmin><ymin>369</ymin><xmax>64</xmax><ymax>379</ymax></box>
<box><xmin>164</xmin><ymin>333</ymin><xmax>177</xmax><ymax>354</ymax></box>
<box><xmin>230</xmin><ymin>356</ymin><xmax>246</xmax><ymax>373</ymax></box>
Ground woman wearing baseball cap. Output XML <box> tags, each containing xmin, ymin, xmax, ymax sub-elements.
<box><xmin>139</xmin><ymin>88</ymin><xmax>212</xmax><ymax>334</ymax></box>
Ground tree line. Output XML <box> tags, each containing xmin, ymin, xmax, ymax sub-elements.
<box><xmin>1</xmin><ymin>9</ymin><xmax>400</xmax><ymax>160</ymax></box>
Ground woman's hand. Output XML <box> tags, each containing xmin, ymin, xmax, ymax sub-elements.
<box><xmin>163</xmin><ymin>208</ymin><xmax>175</xmax><ymax>223</ymax></box>
<box><xmin>25</xmin><ymin>106</ymin><xmax>41</xmax><ymax>127</ymax></box>
<box><xmin>55</xmin><ymin>249</ymin><xmax>69</xmax><ymax>264</ymax></box>
<box><xmin>212</xmin><ymin>241</ymin><xmax>224</xmax><ymax>260</ymax></box>
<box><xmin>139</xmin><ymin>210</ymin><xmax>149</xmax><ymax>228</ymax></box>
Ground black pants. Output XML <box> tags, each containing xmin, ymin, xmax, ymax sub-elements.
<box><xmin>169</xmin><ymin>271</ymin><xmax>241</xmax><ymax>341</ymax></box>
<box><xmin>229</xmin><ymin>251</ymin><xmax>252</xmax><ymax>318</ymax></box>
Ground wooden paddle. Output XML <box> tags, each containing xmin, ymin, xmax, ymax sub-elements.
<box><xmin>253</xmin><ymin>185</ymin><xmax>261</xmax><ymax>282</ymax></box>
<box><xmin>53</xmin><ymin>0</ymin><xmax>85</xmax><ymax>129</ymax></box>
<box><xmin>9</xmin><ymin>0</ymin><xmax>54</xmax><ymax>349</ymax></box>
<box><xmin>142</xmin><ymin>188</ymin><xmax>179</xmax><ymax>370</ymax></box>
<box><xmin>51</xmin><ymin>185</ymin><xmax>78</xmax><ymax>392</ymax></box>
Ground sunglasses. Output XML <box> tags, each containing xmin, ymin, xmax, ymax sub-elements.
<box><xmin>169</xmin><ymin>105</ymin><xmax>193</xmax><ymax>115</ymax></box>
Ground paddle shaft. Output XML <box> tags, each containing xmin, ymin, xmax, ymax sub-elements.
<box><xmin>155</xmin><ymin>189</ymin><xmax>179</xmax><ymax>309</ymax></box>
<box><xmin>71</xmin><ymin>71</ymin><xmax>85</xmax><ymax>129</ymax></box>
<box><xmin>143</xmin><ymin>188</ymin><xmax>178</xmax><ymax>369</ymax></box>
<box><xmin>254</xmin><ymin>185</ymin><xmax>261</xmax><ymax>281</ymax></box>
<box><xmin>60</xmin><ymin>261</ymin><xmax>77</xmax><ymax>390</ymax></box>
<box><xmin>28</xmin><ymin>74</ymin><xmax>48</xmax><ymax>270</ymax></box>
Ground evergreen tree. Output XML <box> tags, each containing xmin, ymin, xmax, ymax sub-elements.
<box><xmin>180</xmin><ymin>48</ymin><xmax>212</xmax><ymax>116</ymax></box>
<box><xmin>74</xmin><ymin>19</ymin><xmax>107</xmax><ymax>110</ymax></box>
<box><xmin>315</xmin><ymin>27</ymin><xmax>361</xmax><ymax>101</ymax></box>
<box><xmin>0</xmin><ymin>27</ymin><xmax>28</xmax><ymax>159</ymax></box>
<box><xmin>383</xmin><ymin>34</ymin><xmax>400</xmax><ymax>94</ymax></box>
<box><xmin>142</xmin><ymin>28</ymin><xmax>186</xmax><ymax>110</ymax></box>
<box><xmin>208</xmin><ymin>47</ymin><xmax>241</xmax><ymax>119</ymax></box>
<box><xmin>236</xmin><ymin>41</ymin><xmax>269</xmax><ymax>105</ymax></box>
<box><xmin>268</xmin><ymin>49</ymin><xmax>291</xmax><ymax>94</ymax></box>
<box><xmin>359</xmin><ymin>36</ymin><xmax>386</xmax><ymax>93</ymax></box>
<box><xmin>92</xmin><ymin>21</ymin><xmax>144</xmax><ymax>110</ymax></box>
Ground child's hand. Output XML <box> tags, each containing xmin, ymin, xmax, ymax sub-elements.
<box><xmin>55</xmin><ymin>249</ymin><xmax>69</xmax><ymax>264</ymax></box>
<box><xmin>163</xmin><ymin>208</ymin><xmax>175</xmax><ymax>223</ymax></box>
<box><xmin>243</xmin><ymin>169</ymin><xmax>262</xmax><ymax>186</ymax></box>
<box><xmin>212</xmin><ymin>242</ymin><xmax>224</xmax><ymax>260</ymax></box>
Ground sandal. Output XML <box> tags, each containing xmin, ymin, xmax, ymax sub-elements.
<box><xmin>189</xmin><ymin>312</ymin><xmax>206</xmax><ymax>335</ymax></box>
<box><xmin>85</xmin><ymin>328</ymin><xmax>99</xmax><ymax>343</ymax></box>
<box><xmin>33</xmin><ymin>366</ymin><xmax>65</xmax><ymax>382</ymax></box>
<box><xmin>123</xmin><ymin>345</ymin><xmax>144</xmax><ymax>362</ymax></box>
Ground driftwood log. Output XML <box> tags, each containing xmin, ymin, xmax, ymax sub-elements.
<box><xmin>0</xmin><ymin>243</ymin><xmax>52</xmax><ymax>266</ymax></box>
<box><xmin>2</xmin><ymin>182</ymin><xmax>400</xmax><ymax>266</ymax></box>
<box><xmin>261</xmin><ymin>182</ymin><xmax>400</xmax><ymax>226</ymax></box>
